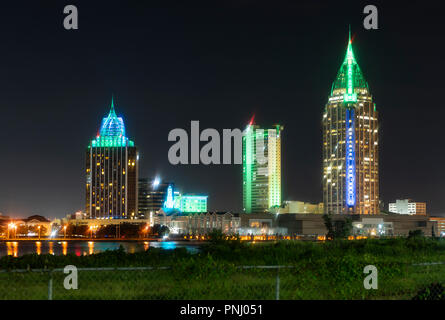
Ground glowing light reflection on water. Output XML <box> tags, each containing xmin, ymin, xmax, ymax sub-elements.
<box><xmin>0</xmin><ymin>241</ymin><xmax>200</xmax><ymax>257</ymax></box>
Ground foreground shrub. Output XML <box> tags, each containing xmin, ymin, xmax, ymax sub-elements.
<box><xmin>412</xmin><ymin>283</ymin><xmax>445</xmax><ymax>300</ymax></box>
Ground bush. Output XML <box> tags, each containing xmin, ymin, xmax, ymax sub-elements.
<box><xmin>413</xmin><ymin>283</ymin><xmax>445</xmax><ymax>300</ymax></box>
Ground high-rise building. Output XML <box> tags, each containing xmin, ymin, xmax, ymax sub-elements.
<box><xmin>323</xmin><ymin>30</ymin><xmax>379</xmax><ymax>214</ymax></box>
<box><xmin>389</xmin><ymin>199</ymin><xmax>426</xmax><ymax>215</ymax></box>
<box><xmin>138</xmin><ymin>178</ymin><xmax>177</xmax><ymax>216</ymax></box>
<box><xmin>86</xmin><ymin>99</ymin><xmax>138</xmax><ymax>219</ymax></box>
<box><xmin>242</xmin><ymin>122</ymin><xmax>283</xmax><ymax>213</ymax></box>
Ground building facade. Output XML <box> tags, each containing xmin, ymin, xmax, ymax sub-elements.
<box><xmin>138</xmin><ymin>179</ymin><xmax>176</xmax><ymax>217</ymax></box>
<box><xmin>389</xmin><ymin>199</ymin><xmax>427</xmax><ymax>215</ymax></box>
<box><xmin>178</xmin><ymin>194</ymin><xmax>208</xmax><ymax>213</ymax></box>
<box><xmin>86</xmin><ymin>99</ymin><xmax>138</xmax><ymax>219</ymax></box>
<box><xmin>323</xmin><ymin>31</ymin><xmax>379</xmax><ymax>214</ymax></box>
<box><xmin>429</xmin><ymin>217</ymin><xmax>445</xmax><ymax>236</ymax></box>
<box><xmin>242</xmin><ymin>123</ymin><xmax>283</xmax><ymax>213</ymax></box>
<box><xmin>279</xmin><ymin>201</ymin><xmax>324</xmax><ymax>214</ymax></box>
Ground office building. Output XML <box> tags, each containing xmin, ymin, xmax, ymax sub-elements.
<box><xmin>322</xmin><ymin>30</ymin><xmax>379</xmax><ymax>214</ymax></box>
<box><xmin>242</xmin><ymin>122</ymin><xmax>283</xmax><ymax>213</ymax></box>
<box><xmin>389</xmin><ymin>199</ymin><xmax>427</xmax><ymax>215</ymax></box>
<box><xmin>86</xmin><ymin>98</ymin><xmax>138</xmax><ymax>219</ymax></box>
<box><xmin>138</xmin><ymin>178</ymin><xmax>176</xmax><ymax>217</ymax></box>
<box><xmin>178</xmin><ymin>194</ymin><xmax>208</xmax><ymax>213</ymax></box>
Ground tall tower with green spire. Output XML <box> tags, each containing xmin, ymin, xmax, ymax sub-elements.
<box><xmin>86</xmin><ymin>98</ymin><xmax>139</xmax><ymax>219</ymax></box>
<box><xmin>322</xmin><ymin>30</ymin><xmax>379</xmax><ymax>214</ymax></box>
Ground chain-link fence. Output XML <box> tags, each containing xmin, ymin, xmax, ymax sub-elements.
<box><xmin>1</xmin><ymin>263</ymin><xmax>445</xmax><ymax>300</ymax></box>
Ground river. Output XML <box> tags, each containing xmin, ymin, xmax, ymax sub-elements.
<box><xmin>0</xmin><ymin>240</ymin><xmax>202</xmax><ymax>258</ymax></box>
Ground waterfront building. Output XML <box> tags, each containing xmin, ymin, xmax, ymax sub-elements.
<box><xmin>323</xmin><ymin>30</ymin><xmax>379</xmax><ymax>214</ymax></box>
<box><xmin>389</xmin><ymin>199</ymin><xmax>427</xmax><ymax>215</ymax></box>
<box><xmin>138</xmin><ymin>178</ymin><xmax>177</xmax><ymax>217</ymax></box>
<box><xmin>86</xmin><ymin>98</ymin><xmax>138</xmax><ymax>219</ymax></box>
<box><xmin>242</xmin><ymin>122</ymin><xmax>283</xmax><ymax>213</ymax></box>
<box><xmin>178</xmin><ymin>194</ymin><xmax>208</xmax><ymax>213</ymax></box>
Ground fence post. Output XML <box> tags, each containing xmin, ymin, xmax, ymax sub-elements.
<box><xmin>275</xmin><ymin>267</ymin><xmax>280</xmax><ymax>300</ymax></box>
<box><xmin>48</xmin><ymin>270</ymin><xmax>53</xmax><ymax>300</ymax></box>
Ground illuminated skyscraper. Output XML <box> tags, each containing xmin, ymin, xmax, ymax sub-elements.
<box><xmin>86</xmin><ymin>98</ymin><xmax>138</xmax><ymax>219</ymax></box>
<box><xmin>242</xmin><ymin>122</ymin><xmax>283</xmax><ymax>213</ymax></box>
<box><xmin>323</xmin><ymin>30</ymin><xmax>379</xmax><ymax>214</ymax></box>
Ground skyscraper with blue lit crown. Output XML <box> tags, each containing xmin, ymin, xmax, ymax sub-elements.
<box><xmin>86</xmin><ymin>98</ymin><xmax>138</xmax><ymax>219</ymax></box>
<box><xmin>323</xmin><ymin>30</ymin><xmax>379</xmax><ymax>214</ymax></box>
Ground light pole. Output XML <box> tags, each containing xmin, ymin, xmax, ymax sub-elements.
<box><xmin>8</xmin><ymin>223</ymin><xmax>16</xmax><ymax>239</ymax></box>
<box><xmin>63</xmin><ymin>225</ymin><xmax>67</xmax><ymax>239</ymax></box>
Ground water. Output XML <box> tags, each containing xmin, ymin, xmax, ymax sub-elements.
<box><xmin>0</xmin><ymin>240</ymin><xmax>201</xmax><ymax>258</ymax></box>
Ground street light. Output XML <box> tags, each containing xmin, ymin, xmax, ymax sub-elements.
<box><xmin>89</xmin><ymin>225</ymin><xmax>98</xmax><ymax>239</ymax></box>
<box><xmin>37</xmin><ymin>226</ymin><xmax>41</xmax><ymax>240</ymax></box>
<box><xmin>63</xmin><ymin>225</ymin><xmax>67</xmax><ymax>239</ymax></box>
<box><xmin>8</xmin><ymin>223</ymin><xmax>16</xmax><ymax>239</ymax></box>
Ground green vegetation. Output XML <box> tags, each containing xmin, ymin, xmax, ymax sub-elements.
<box><xmin>1</xmin><ymin>237</ymin><xmax>445</xmax><ymax>299</ymax></box>
<box><xmin>323</xmin><ymin>213</ymin><xmax>352</xmax><ymax>239</ymax></box>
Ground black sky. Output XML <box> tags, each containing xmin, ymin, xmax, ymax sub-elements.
<box><xmin>0</xmin><ymin>0</ymin><xmax>444</xmax><ymax>218</ymax></box>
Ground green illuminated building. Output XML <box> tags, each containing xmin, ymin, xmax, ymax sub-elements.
<box><xmin>178</xmin><ymin>194</ymin><xmax>208</xmax><ymax>213</ymax></box>
<box><xmin>86</xmin><ymin>98</ymin><xmax>139</xmax><ymax>219</ymax></box>
<box><xmin>242</xmin><ymin>123</ymin><xmax>283</xmax><ymax>213</ymax></box>
<box><xmin>323</xmin><ymin>30</ymin><xmax>379</xmax><ymax>214</ymax></box>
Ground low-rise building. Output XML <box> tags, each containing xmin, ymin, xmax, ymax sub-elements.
<box><xmin>279</xmin><ymin>201</ymin><xmax>324</xmax><ymax>214</ymax></box>
<box><xmin>429</xmin><ymin>216</ymin><xmax>445</xmax><ymax>236</ymax></box>
<box><xmin>388</xmin><ymin>199</ymin><xmax>427</xmax><ymax>215</ymax></box>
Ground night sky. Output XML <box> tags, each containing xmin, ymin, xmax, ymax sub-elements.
<box><xmin>1</xmin><ymin>0</ymin><xmax>444</xmax><ymax>219</ymax></box>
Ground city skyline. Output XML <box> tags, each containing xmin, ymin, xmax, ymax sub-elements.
<box><xmin>0</xmin><ymin>2</ymin><xmax>444</xmax><ymax>218</ymax></box>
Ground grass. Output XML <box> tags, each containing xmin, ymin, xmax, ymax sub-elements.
<box><xmin>1</xmin><ymin>237</ymin><xmax>445</xmax><ymax>299</ymax></box>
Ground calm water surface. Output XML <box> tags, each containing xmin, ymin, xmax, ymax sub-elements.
<box><xmin>0</xmin><ymin>241</ymin><xmax>201</xmax><ymax>258</ymax></box>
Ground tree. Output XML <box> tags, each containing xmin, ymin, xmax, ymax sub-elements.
<box><xmin>119</xmin><ymin>223</ymin><xmax>141</xmax><ymax>238</ymax></box>
<box><xmin>66</xmin><ymin>224</ymin><xmax>89</xmax><ymax>237</ymax></box>
<box><xmin>96</xmin><ymin>224</ymin><xmax>118</xmax><ymax>238</ymax></box>
<box><xmin>323</xmin><ymin>214</ymin><xmax>352</xmax><ymax>240</ymax></box>
<box><xmin>323</xmin><ymin>214</ymin><xmax>334</xmax><ymax>239</ymax></box>
<box><xmin>207</xmin><ymin>229</ymin><xmax>226</xmax><ymax>244</ymax></box>
<box><xmin>408</xmin><ymin>229</ymin><xmax>424</xmax><ymax>239</ymax></box>
<box><xmin>151</xmin><ymin>224</ymin><xmax>169</xmax><ymax>238</ymax></box>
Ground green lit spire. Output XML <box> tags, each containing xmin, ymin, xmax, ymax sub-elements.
<box><xmin>89</xmin><ymin>97</ymin><xmax>135</xmax><ymax>148</ymax></box>
<box><xmin>110</xmin><ymin>95</ymin><xmax>116</xmax><ymax>115</ymax></box>
<box><xmin>331</xmin><ymin>28</ymin><xmax>369</xmax><ymax>100</ymax></box>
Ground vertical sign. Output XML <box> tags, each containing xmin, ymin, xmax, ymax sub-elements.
<box><xmin>345</xmin><ymin>108</ymin><xmax>356</xmax><ymax>207</ymax></box>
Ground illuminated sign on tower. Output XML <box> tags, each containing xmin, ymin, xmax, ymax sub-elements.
<box><xmin>345</xmin><ymin>108</ymin><xmax>356</xmax><ymax>207</ymax></box>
